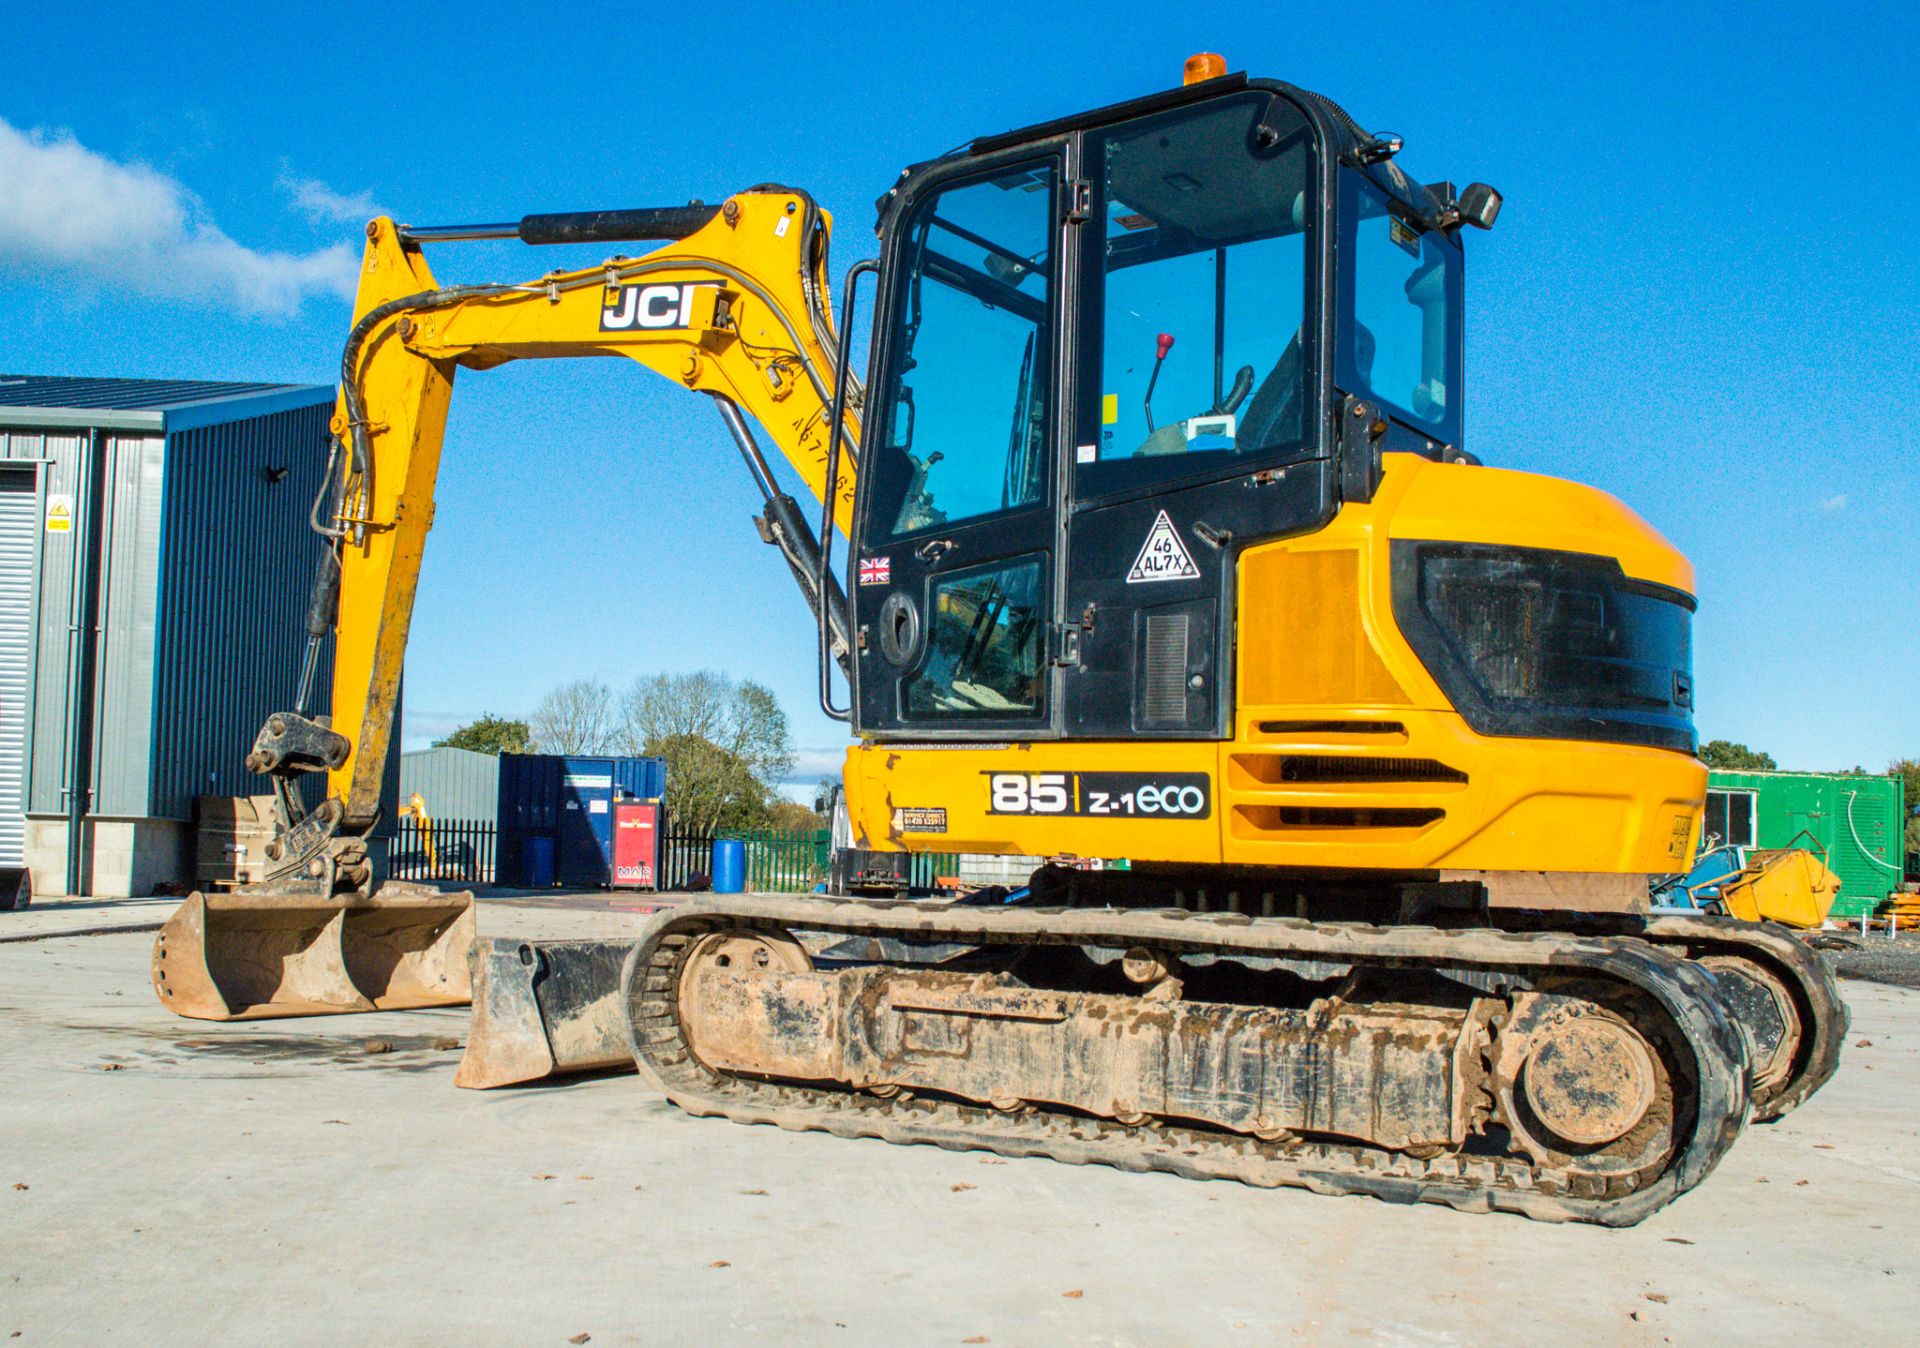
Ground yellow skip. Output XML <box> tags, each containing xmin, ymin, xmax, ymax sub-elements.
<box><xmin>1717</xmin><ymin>848</ymin><xmax>1842</xmax><ymax>929</ymax></box>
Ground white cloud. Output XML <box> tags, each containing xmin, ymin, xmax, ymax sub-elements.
<box><xmin>400</xmin><ymin>709</ymin><xmax>486</xmax><ymax>749</ymax></box>
<box><xmin>782</xmin><ymin>745</ymin><xmax>846</xmax><ymax>786</ymax></box>
<box><xmin>1820</xmin><ymin>494</ymin><xmax>1849</xmax><ymax>514</ymax></box>
<box><xmin>279</xmin><ymin>171</ymin><xmax>386</xmax><ymax>227</ymax></box>
<box><xmin>0</xmin><ymin>117</ymin><xmax>358</xmax><ymax>316</ymax></box>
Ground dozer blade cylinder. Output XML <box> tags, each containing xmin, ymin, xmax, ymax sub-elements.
<box><xmin>151</xmin><ymin>886</ymin><xmax>475</xmax><ymax>1020</ymax></box>
<box><xmin>455</xmin><ymin>938</ymin><xmax>639</xmax><ymax>1089</ymax></box>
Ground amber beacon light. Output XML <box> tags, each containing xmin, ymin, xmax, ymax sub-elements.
<box><xmin>1184</xmin><ymin>51</ymin><xmax>1228</xmax><ymax>84</ymax></box>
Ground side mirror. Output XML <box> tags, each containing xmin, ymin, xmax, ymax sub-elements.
<box><xmin>1457</xmin><ymin>182</ymin><xmax>1502</xmax><ymax>230</ymax></box>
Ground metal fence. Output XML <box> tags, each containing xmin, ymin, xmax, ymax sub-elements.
<box><xmin>392</xmin><ymin>816</ymin><xmax>496</xmax><ymax>884</ymax></box>
<box><xmin>660</xmin><ymin>824</ymin><xmax>832</xmax><ymax>893</ymax></box>
<box><xmin>908</xmin><ymin>851</ymin><xmax>962</xmax><ymax>889</ymax></box>
<box><xmin>389</xmin><ymin>816</ymin><xmax>960</xmax><ymax>894</ymax></box>
<box><xmin>661</xmin><ymin>826</ymin><xmax>957</xmax><ymax>892</ymax></box>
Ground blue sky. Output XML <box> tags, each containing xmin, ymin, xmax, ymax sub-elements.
<box><xmin>3</xmin><ymin>0</ymin><xmax>1915</xmax><ymax>785</ymax></box>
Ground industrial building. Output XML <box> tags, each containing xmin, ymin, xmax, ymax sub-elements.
<box><xmin>1704</xmin><ymin>768</ymin><xmax>1907</xmax><ymax>918</ymax></box>
<box><xmin>0</xmin><ymin>375</ymin><xmax>336</xmax><ymax>899</ymax></box>
<box><xmin>400</xmin><ymin>745</ymin><xmax>501</xmax><ymax>823</ymax></box>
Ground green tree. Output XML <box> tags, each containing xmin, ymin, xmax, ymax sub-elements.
<box><xmin>434</xmin><ymin>713</ymin><xmax>530</xmax><ymax>755</ymax></box>
<box><xmin>768</xmin><ymin>799</ymin><xmax>826</xmax><ymax>832</ymax></box>
<box><xmin>1890</xmin><ymin>758</ymin><xmax>1920</xmax><ymax>855</ymax></box>
<box><xmin>529</xmin><ymin>678</ymin><xmax>616</xmax><ymax>754</ymax></box>
<box><xmin>1699</xmin><ymin>740</ymin><xmax>1777</xmax><ymax>771</ymax></box>
<box><xmin>620</xmin><ymin>675</ymin><xmax>800</xmax><ymax>832</ymax></box>
<box><xmin>618</xmin><ymin>671</ymin><xmax>795</xmax><ymax>785</ymax></box>
<box><xmin>650</xmin><ymin>732</ymin><xmax>772</xmax><ymax>833</ymax></box>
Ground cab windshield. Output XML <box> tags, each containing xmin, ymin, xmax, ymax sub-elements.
<box><xmin>1077</xmin><ymin>93</ymin><xmax>1316</xmax><ymax>499</ymax></box>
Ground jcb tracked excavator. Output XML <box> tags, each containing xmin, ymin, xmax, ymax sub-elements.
<box><xmin>152</xmin><ymin>56</ymin><xmax>1843</xmax><ymax>1223</ymax></box>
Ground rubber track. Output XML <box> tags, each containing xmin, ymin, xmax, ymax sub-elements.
<box><xmin>620</xmin><ymin>897</ymin><xmax>1752</xmax><ymax>1226</ymax></box>
<box><xmin>1486</xmin><ymin>911</ymin><xmax>1848</xmax><ymax>1121</ymax></box>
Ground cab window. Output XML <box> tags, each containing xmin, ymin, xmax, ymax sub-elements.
<box><xmin>902</xmin><ymin>557</ymin><xmax>1047</xmax><ymax>719</ymax></box>
<box><xmin>1078</xmin><ymin>94</ymin><xmax>1315</xmax><ymax>499</ymax></box>
<box><xmin>1338</xmin><ymin>171</ymin><xmax>1462</xmax><ymax>442</ymax></box>
<box><xmin>868</xmin><ymin>163</ymin><xmax>1055</xmax><ymax>541</ymax></box>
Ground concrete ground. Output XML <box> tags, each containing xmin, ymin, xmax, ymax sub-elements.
<box><xmin>3</xmin><ymin>899</ymin><xmax>1918</xmax><ymax>1345</ymax></box>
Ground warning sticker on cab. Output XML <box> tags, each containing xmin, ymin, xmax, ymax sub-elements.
<box><xmin>985</xmin><ymin>772</ymin><xmax>1210</xmax><ymax>819</ymax></box>
<box><xmin>1126</xmin><ymin>509</ymin><xmax>1200</xmax><ymax>583</ymax></box>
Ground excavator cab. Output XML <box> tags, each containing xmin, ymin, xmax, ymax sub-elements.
<box><xmin>850</xmin><ymin>78</ymin><xmax>1460</xmax><ymax>741</ymax></box>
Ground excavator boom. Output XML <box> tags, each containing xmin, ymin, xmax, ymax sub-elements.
<box><xmin>311</xmin><ymin>190</ymin><xmax>858</xmax><ymax>830</ymax></box>
<box><xmin>154</xmin><ymin>187</ymin><xmax>862</xmax><ymax>1021</ymax></box>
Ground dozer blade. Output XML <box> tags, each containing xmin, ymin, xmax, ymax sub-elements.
<box><xmin>151</xmin><ymin>885</ymin><xmax>476</xmax><ymax>1020</ymax></box>
<box><xmin>455</xmin><ymin>938</ymin><xmax>639</xmax><ymax>1089</ymax></box>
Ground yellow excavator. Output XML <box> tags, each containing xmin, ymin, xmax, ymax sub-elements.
<box><xmin>152</xmin><ymin>55</ymin><xmax>1844</xmax><ymax>1223</ymax></box>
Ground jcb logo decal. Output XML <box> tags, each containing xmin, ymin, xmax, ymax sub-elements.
<box><xmin>600</xmin><ymin>282</ymin><xmax>717</xmax><ymax>331</ymax></box>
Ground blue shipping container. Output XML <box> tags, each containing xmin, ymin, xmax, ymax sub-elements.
<box><xmin>496</xmin><ymin>753</ymin><xmax>666</xmax><ymax>888</ymax></box>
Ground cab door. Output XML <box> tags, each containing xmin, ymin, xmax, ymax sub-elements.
<box><xmin>1063</xmin><ymin>91</ymin><xmax>1329</xmax><ymax>740</ymax></box>
<box><xmin>853</xmin><ymin>154</ymin><xmax>1065</xmax><ymax>737</ymax></box>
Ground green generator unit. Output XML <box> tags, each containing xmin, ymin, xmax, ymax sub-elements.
<box><xmin>1704</xmin><ymin>770</ymin><xmax>1907</xmax><ymax>919</ymax></box>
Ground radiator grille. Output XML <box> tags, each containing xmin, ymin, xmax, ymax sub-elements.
<box><xmin>1239</xmin><ymin>805</ymin><xmax>1445</xmax><ymax>830</ymax></box>
<box><xmin>1276</xmin><ymin>756</ymin><xmax>1466</xmax><ymax>784</ymax></box>
<box><xmin>1256</xmin><ymin>720</ymin><xmax>1406</xmax><ymax>736</ymax></box>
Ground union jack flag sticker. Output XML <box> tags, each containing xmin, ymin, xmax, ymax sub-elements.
<box><xmin>859</xmin><ymin>555</ymin><xmax>891</xmax><ymax>586</ymax></box>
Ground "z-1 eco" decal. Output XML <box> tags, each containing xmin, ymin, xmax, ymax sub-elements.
<box><xmin>985</xmin><ymin>771</ymin><xmax>1210</xmax><ymax>819</ymax></box>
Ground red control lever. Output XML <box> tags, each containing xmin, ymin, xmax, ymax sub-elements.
<box><xmin>1145</xmin><ymin>333</ymin><xmax>1176</xmax><ymax>432</ymax></box>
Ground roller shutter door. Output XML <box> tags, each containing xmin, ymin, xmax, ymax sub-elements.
<box><xmin>0</xmin><ymin>474</ymin><xmax>35</xmax><ymax>867</ymax></box>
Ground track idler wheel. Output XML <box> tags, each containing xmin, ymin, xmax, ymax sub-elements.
<box><xmin>1520</xmin><ymin>1012</ymin><xmax>1657</xmax><ymax>1148</ymax></box>
<box><xmin>674</xmin><ymin>927</ymin><xmax>814</xmax><ymax>1077</ymax></box>
<box><xmin>1492</xmin><ymin>980</ymin><xmax>1680</xmax><ymax>1194</ymax></box>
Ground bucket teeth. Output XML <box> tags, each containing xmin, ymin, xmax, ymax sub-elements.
<box><xmin>151</xmin><ymin>888</ymin><xmax>476</xmax><ymax>1020</ymax></box>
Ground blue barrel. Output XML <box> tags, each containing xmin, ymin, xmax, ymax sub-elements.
<box><xmin>526</xmin><ymin>835</ymin><xmax>556</xmax><ymax>889</ymax></box>
<box><xmin>712</xmin><ymin>839</ymin><xmax>747</xmax><ymax>894</ymax></box>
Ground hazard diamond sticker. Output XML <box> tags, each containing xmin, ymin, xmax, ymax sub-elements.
<box><xmin>1126</xmin><ymin>510</ymin><xmax>1200</xmax><ymax>583</ymax></box>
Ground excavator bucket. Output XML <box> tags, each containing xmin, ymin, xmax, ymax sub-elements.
<box><xmin>151</xmin><ymin>885</ymin><xmax>476</xmax><ymax>1020</ymax></box>
<box><xmin>1718</xmin><ymin>849</ymin><xmax>1841</xmax><ymax>929</ymax></box>
<box><xmin>455</xmin><ymin>938</ymin><xmax>638</xmax><ymax>1088</ymax></box>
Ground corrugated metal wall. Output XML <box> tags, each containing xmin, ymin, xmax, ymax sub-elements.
<box><xmin>0</xmin><ymin>472</ymin><xmax>37</xmax><ymax>866</ymax></box>
<box><xmin>400</xmin><ymin>746</ymin><xmax>501</xmax><ymax>822</ymax></box>
<box><xmin>1830</xmin><ymin>780</ymin><xmax>1903</xmax><ymax>912</ymax></box>
<box><xmin>91</xmin><ymin>433</ymin><xmax>167</xmax><ymax>815</ymax></box>
<box><xmin>148</xmin><ymin>403</ymin><xmax>335</xmax><ymax>819</ymax></box>
<box><xmin>0</xmin><ymin>425</ymin><xmax>121</xmax><ymax>817</ymax></box>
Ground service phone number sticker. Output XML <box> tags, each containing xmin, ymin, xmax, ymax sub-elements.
<box><xmin>985</xmin><ymin>772</ymin><xmax>1210</xmax><ymax>819</ymax></box>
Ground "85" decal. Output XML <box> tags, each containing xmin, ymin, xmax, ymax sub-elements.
<box><xmin>985</xmin><ymin>772</ymin><xmax>1210</xmax><ymax>819</ymax></box>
